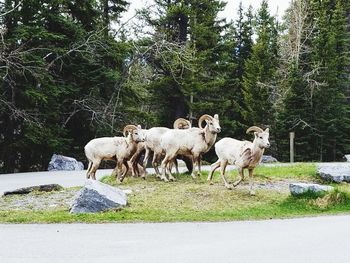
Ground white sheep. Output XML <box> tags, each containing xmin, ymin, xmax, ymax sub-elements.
<box><xmin>84</xmin><ymin>125</ymin><xmax>146</xmax><ymax>181</ymax></box>
<box><xmin>207</xmin><ymin>126</ymin><xmax>270</xmax><ymax>195</ymax></box>
<box><xmin>135</xmin><ymin>118</ymin><xmax>192</xmax><ymax>177</ymax></box>
<box><xmin>160</xmin><ymin>114</ymin><xmax>221</xmax><ymax>181</ymax></box>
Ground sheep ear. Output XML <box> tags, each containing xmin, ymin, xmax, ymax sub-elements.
<box><xmin>137</xmin><ymin>125</ymin><xmax>141</xmax><ymax>129</ymax></box>
<box><xmin>265</xmin><ymin>128</ymin><xmax>269</xmax><ymax>133</ymax></box>
<box><xmin>214</xmin><ymin>114</ymin><xmax>219</xmax><ymax>120</ymax></box>
<box><xmin>254</xmin><ymin>132</ymin><xmax>258</xmax><ymax>138</ymax></box>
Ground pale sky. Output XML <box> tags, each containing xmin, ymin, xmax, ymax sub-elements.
<box><xmin>121</xmin><ymin>0</ymin><xmax>291</xmax><ymax>23</ymax></box>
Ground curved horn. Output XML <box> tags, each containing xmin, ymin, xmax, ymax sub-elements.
<box><xmin>246</xmin><ymin>126</ymin><xmax>264</xmax><ymax>134</ymax></box>
<box><xmin>123</xmin><ymin>125</ymin><xmax>138</xmax><ymax>137</ymax></box>
<box><xmin>198</xmin><ymin>114</ymin><xmax>212</xmax><ymax>129</ymax></box>
<box><xmin>173</xmin><ymin>118</ymin><xmax>191</xmax><ymax>129</ymax></box>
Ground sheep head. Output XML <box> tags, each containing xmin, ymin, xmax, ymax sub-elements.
<box><xmin>123</xmin><ymin>125</ymin><xmax>146</xmax><ymax>142</ymax></box>
<box><xmin>246</xmin><ymin>126</ymin><xmax>270</xmax><ymax>149</ymax></box>
<box><xmin>198</xmin><ymin>114</ymin><xmax>221</xmax><ymax>133</ymax></box>
<box><xmin>173</xmin><ymin>118</ymin><xmax>191</xmax><ymax>129</ymax></box>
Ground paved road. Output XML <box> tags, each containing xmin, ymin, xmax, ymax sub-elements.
<box><xmin>1</xmin><ymin>215</ymin><xmax>350</xmax><ymax>263</ymax></box>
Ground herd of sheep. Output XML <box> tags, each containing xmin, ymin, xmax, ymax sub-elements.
<box><xmin>84</xmin><ymin>114</ymin><xmax>270</xmax><ymax>195</ymax></box>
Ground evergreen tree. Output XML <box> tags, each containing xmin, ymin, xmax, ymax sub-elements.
<box><xmin>276</xmin><ymin>0</ymin><xmax>350</xmax><ymax>161</ymax></box>
<box><xmin>242</xmin><ymin>0</ymin><xmax>279</xmax><ymax>127</ymax></box>
<box><xmin>0</xmin><ymin>0</ymin><xmax>130</xmax><ymax>172</ymax></box>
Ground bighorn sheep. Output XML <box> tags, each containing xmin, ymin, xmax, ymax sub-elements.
<box><xmin>131</xmin><ymin>118</ymin><xmax>192</xmax><ymax>177</ymax></box>
<box><xmin>160</xmin><ymin>114</ymin><xmax>221</xmax><ymax>181</ymax></box>
<box><xmin>84</xmin><ymin>125</ymin><xmax>146</xmax><ymax>181</ymax></box>
<box><xmin>207</xmin><ymin>126</ymin><xmax>270</xmax><ymax>195</ymax></box>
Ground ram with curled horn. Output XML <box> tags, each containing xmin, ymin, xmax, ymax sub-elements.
<box><xmin>159</xmin><ymin>114</ymin><xmax>221</xmax><ymax>182</ymax></box>
<box><xmin>173</xmin><ymin>118</ymin><xmax>191</xmax><ymax>129</ymax></box>
<box><xmin>198</xmin><ymin>114</ymin><xmax>214</xmax><ymax>129</ymax></box>
<box><xmin>84</xmin><ymin>124</ymin><xmax>146</xmax><ymax>182</ymax></box>
<box><xmin>208</xmin><ymin>125</ymin><xmax>270</xmax><ymax>195</ymax></box>
<box><xmin>128</xmin><ymin>118</ymin><xmax>194</xmax><ymax>179</ymax></box>
<box><xmin>123</xmin><ymin>125</ymin><xmax>138</xmax><ymax>137</ymax></box>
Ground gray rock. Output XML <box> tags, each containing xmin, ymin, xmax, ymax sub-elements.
<box><xmin>261</xmin><ymin>155</ymin><xmax>278</xmax><ymax>163</ymax></box>
<box><xmin>344</xmin><ymin>155</ymin><xmax>350</xmax><ymax>162</ymax></box>
<box><xmin>48</xmin><ymin>154</ymin><xmax>84</xmax><ymax>171</ymax></box>
<box><xmin>289</xmin><ymin>183</ymin><xmax>333</xmax><ymax>196</ymax></box>
<box><xmin>3</xmin><ymin>184</ymin><xmax>63</xmax><ymax>196</ymax></box>
<box><xmin>70</xmin><ymin>180</ymin><xmax>127</xmax><ymax>213</ymax></box>
<box><xmin>317</xmin><ymin>163</ymin><xmax>350</xmax><ymax>183</ymax></box>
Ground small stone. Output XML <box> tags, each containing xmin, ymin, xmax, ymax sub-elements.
<box><xmin>70</xmin><ymin>180</ymin><xmax>127</xmax><ymax>213</ymax></box>
<box><xmin>289</xmin><ymin>183</ymin><xmax>333</xmax><ymax>196</ymax></box>
<box><xmin>48</xmin><ymin>154</ymin><xmax>84</xmax><ymax>171</ymax></box>
<box><xmin>261</xmin><ymin>155</ymin><xmax>278</xmax><ymax>163</ymax></box>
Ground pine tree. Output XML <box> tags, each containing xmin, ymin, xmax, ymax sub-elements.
<box><xmin>242</xmin><ymin>0</ymin><xmax>279</xmax><ymax>127</ymax></box>
<box><xmin>0</xmin><ymin>0</ymin><xmax>130</xmax><ymax>172</ymax></box>
<box><xmin>276</xmin><ymin>0</ymin><xmax>350</xmax><ymax>161</ymax></box>
<box><xmin>310</xmin><ymin>0</ymin><xmax>350</xmax><ymax>160</ymax></box>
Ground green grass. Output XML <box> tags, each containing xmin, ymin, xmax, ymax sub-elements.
<box><xmin>1</xmin><ymin>163</ymin><xmax>350</xmax><ymax>223</ymax></box>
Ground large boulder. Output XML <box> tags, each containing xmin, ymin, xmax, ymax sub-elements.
<box><xmin>70</xmin><ymin>180</ymin><xmax>127</xmax><ymax>213</ymax></box>
<box><xmin>289</xmin><ymin>183</ymin><xmax>333</xmax><ymax>196</ymax></box>
<box><xmin>48</xmin><ymin>154</ymin><xmax>84</xmax><ymax>171</ymax></box>
<box><xmin>317</xmin><ymin>163</ymin><xmax>350</xmax><ymax>183</ymax></box>
<box><xmin>261</xmin><ymin>155</ymin><xmax>278</xmax><ymax>163</ymax></box>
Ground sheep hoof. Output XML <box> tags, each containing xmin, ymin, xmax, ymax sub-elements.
<box><xmin>160</xmin><ymin>176</ymin><xmax>169</xmax><ymax>182</ymax></box>
<box><xmin>250</xmin><ymin>190</ymin><xmax>256</xmax><ymax>196</ymax></box>
<box><xmin>169</xmin><ymin>176</ymin><xmax>176</xmax><ymax>181</ymax></box>
<box><xmin>225</xmin><ymin>184</ymin><xmax>233</xmax><ymax>190</ymax></box>
<box><xmin>209</xmin><ymin>181</ymin><xmax>214</xmax><ymax>185</ymax></box>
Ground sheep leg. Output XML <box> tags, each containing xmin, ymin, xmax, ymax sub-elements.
<box><xmin>111</xmin><ymin>164</ymin><xmax>119</xmax><ymax>178</ymax></box>
<box><xmin>167</xmin><ymin>158</ymin><xmax>176</xmax><ymax>181</ymax></box>
<box><xmin>110</xmin><ymin>158</ymin><xmax>119</xmax><ymax>178</ymax></box>
<box><xmin>115</xmin><ymin>160</ymin><xmax>123</xmax><ymax>181</ymax></box>
<box><xmin>219</xmin><ymin>160</ymin><xmax>232</xmax><ymax>189</ymax></box>
<box><xmin>138</xmin><ymin>164</ymin><xmax>146</xmax><ymax>179</ymax></box>
<box><xmin>198</xmin><ymin>155</ymin><xmax>202</xmax><ymax>174</ymax></box>
<box><xmin>133</xmin><ymin>161</ymin><xmax>139</xmax><ymax>177</ymax></box>
<box><xmin>191</xmin><ymin>155</ymin><xmax>200</xmax><ymax>179</ymax></box>
<box><xmin>119</xmin><ymin>160</ymin><xmax>129</xmax><ymax>182</ymax></box>
<box><xmin>174</xmin><ymin>159</ymin><xmax>179</xmax><ymax>174</ymax></box>
<box><xmin>129</xmin><ymin>160</ymin><xmax>138</xmax><ymax>177</ymax></box>
<box><xmin>90</xmin><ymin>160</ymin><xmax>101</xmax><ymax>180</ymax></box>
<box><xmin>207</xmin><ymin>160</ymin><xmax>221</xmax><ymax>184</ymax></box>
<box><xmin>160</xmin><ymin>155</ymin><xmax>172</xmax><ymax>182</ymax></box>
<box><xmin>143</xmin><ymin>147</ymin><xmax>150</xmax><ymax>168</ymax></box>
<box><xmin>233</xmin><ymin>167</ymin><xmax>244</xmax><ymax>187</ymax></box>
<box><xmin>152</xmin><ymin>153</ymin><xmax>161</xmax><ymax>176</ymax></box>
<box><xmin>86</xmin><ymin>161</ymin><xmax>93</xmax><ymax>179</ymax></box>
<box><xmin>248</xmin><ymin>169</ymin><xmax>255</xmax><ymax>196</ymax></box>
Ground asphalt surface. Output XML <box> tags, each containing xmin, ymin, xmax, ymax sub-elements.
<box><xmin>1</xmin><ymin>215</ymin><xmax>350</xmax><ymax>263</ymax></box>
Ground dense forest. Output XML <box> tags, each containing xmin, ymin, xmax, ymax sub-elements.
<box><xmin>1</xmin><ymin>0</ymin><xmax>350</xmax><ymax>173</ymax></box>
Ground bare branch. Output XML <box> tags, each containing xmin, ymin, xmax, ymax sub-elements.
<box><xmin>0</xmin><ymin>1</ymin><xmax>22</xmax><ymax>18</ymax></box>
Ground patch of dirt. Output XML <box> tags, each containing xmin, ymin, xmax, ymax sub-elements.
<box><xmin>230</xmin><ymin>179</ymin><xmax>319</xmax><ymax>193</ymax></box>
<box><xmin>0</xmin><ymin>188</ymin><xmax>78</xmax><ymax>211</ymax></box>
